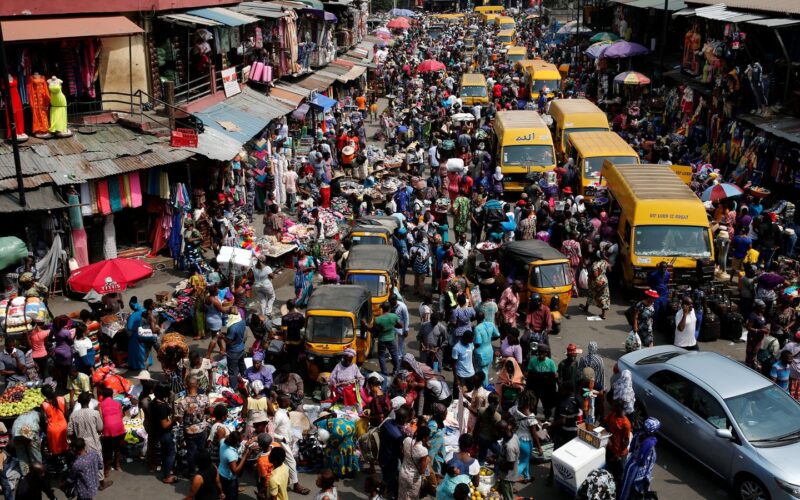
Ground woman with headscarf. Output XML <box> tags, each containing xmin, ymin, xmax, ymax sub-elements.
<box><xmin>294</xmin><ymin>248</ymin><xmax>317</xmax><ymax>307</ymax></box>
<box><xmin>618</xmin><ymin>418</ymin><xmax>661</xmax><ymax>500</ymax></box>
<box><xmin>495</xmin><ymin>357</ymin><xmax>525</xmax><ymax>408</ymax></box>
<box><xmin>316</xmin><ymin>410</ymin><xmax>360</xmax><ymax>479</ymax></box>
<box><xmin>401</xmin><ymin>353</ymin><xmax>446</xmax><ymax>416</ymax></box>
<box><xmin>577</xmin><ymin>340</ymin><xmax>606</xmax><ymax>417</ymax></box>
<box><xmin>580</xmin><ymin>258</ymin><xmax>610</xmax><ymax>320</ymax></box>
<box><xmin>328</xmin><ymin>349</ymin><xmax>365</xmax><ymax>407</ymax></box>
<box><xmin>611</xmin><ymin>370</ymin><xmax>636</xmax><ymax>420</ymax></box>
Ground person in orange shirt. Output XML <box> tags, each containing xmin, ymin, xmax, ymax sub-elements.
<box><xmin>355</xmin><ymin>93</ymin><xmax>367</xmax><ymax>121</ymax></box>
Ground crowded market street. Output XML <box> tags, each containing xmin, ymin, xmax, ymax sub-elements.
<box><xmin>0</xmin><ymin>2</ymin><xmax>799</xmax><ymax>500</ymax></box>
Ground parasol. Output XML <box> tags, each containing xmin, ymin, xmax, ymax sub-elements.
<box><xmin>68</xmin><ymin>258</ymin><xmax>154</xmax><ymax>294</ymax></box>
<box><xmin>614</xmin><ymin>71</ymin><xmax>651</xmax><ymax>85</ymax></box>
<box><xmin>556</xmin><ymin>20</ymin><xmax>592</xmax><ymax>35</ymax></box>
<box><xmin>585</xmin><ymin>40</ymin><xmax>614</xmax><ymax>58</ymax></box>
<box><xmin>389</xmin><ymin>8</ymin><xmax>416</xmax><ymax>17</ymax></box>
<box><xmin>600</xmin><ymin>40</ymin><xmax>650</xmax><ymax>58</ymax></box>
<box><xmin>387</xmin><ymin>17</ymin><xmax>411</xmax><ymax>29</ymax></box>
<box><xmin>416</xmin><ymin>59</ymin><xmax>446</xmax><ymax>73</ymax></box>
<box><xmin>590</xmin><ymin>32</ymin><xmax>619</xmax><ymax>43</ymax></box>
<box><xmin>701</xmin><ymin>183</ymin><xmax>745</xmax><ymax>202</ymax></box>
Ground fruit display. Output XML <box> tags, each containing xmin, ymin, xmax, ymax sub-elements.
<box><xmin>0</xmin><ymin>387</ymin><xmax>45</xmax><ymax>417</ymax></box>
<box><xmin>469</xmin><ymin>483</ymin><xmax>484</xmax><ymax>500</ymax></box>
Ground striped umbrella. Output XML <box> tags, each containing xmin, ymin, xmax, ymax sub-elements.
<box><xmin>701</xmin><ymin>183</ymin><xmax>744</xmax><ymax>202</ymax></box>
<box><xmin>614</xmin><ymin>71</ymin><xmax>651</xmax><ymax>85</ymax></box>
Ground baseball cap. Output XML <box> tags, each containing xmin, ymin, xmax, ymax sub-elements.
<box><xmin>567</xmin><ymin>343</ymin><xmax>582</xmax><ymax>355</ymax></box>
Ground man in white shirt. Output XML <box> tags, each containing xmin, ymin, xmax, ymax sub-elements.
<box><xmin>283</xmin><ymin>164</ymin><xmax>299</xmax><ymax>213</ymax></box>
<box><xmin>674</xmin><ymin>297</ymin><xmax>698</xmax><ymax>350</ymax></box>
<box><xmin>428</xmin><ymin>140</ymin><xmax>440</xmax><ymax>174</ymax></box>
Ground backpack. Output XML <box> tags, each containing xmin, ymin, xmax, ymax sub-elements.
<box><xmin>757</xmin><ymin>336</ymin><xmax>778</xmax><ymax>366</ymax></box>
<box><xmin>358</xmin><ymin>418</ymin><xmax>388</xmax><ymax>464</ymax></box>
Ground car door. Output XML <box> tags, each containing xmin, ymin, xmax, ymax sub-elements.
<box><xmin>642</xmin><ymin>370</ymin><xmax>694</xmax><ymax>448</ymax></box>
<box><xmin>684</xmin><ymin>382</ymin><xmax>735</xmax><ymax>478</ymax></box>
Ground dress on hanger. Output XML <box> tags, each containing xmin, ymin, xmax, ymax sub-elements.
<box><xmin>4</xmin><ymin>77</ymin><xmax>26</xmax><ymax>139</ymax></box>
<box><xmin>48</xmin><ymin>81</ymin><xmax>69</xmax><ymax>134</ymax></box>
<box><xmin>27</xmin><ymin>75</ymin><xmax>51</xmax><ymax>135</ymax></box>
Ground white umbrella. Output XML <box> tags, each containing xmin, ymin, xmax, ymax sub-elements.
<box><xmin>557</xmin><ymin>20</ymin><xmax>592</xmax><ymax>35</ymax></box>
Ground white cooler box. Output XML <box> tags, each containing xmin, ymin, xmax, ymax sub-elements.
<box><xmin>551</xmin><ymin>437</ymin><xmax>606</xmax><ymax>495</ymax></box>
<box><xmin>218</xmin><ymin>246</ymin><xmax>254</xmax><ymax>274</ymax></box>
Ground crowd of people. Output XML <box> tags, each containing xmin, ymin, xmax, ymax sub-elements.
<box><xmin>1</xmin><ymin>6</ymin><xmax>800</xmax><ymax>500</ymax></box>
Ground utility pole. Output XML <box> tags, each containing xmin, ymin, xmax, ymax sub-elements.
<box><xmin>0</xmin><ymin>23</ymin><xmax>25</xmax><ymax>207</ymax></box>
<box><xmin>660</xmin><ymin>0</ymin><xmax>668</xmax><ymax>70</ymax></box>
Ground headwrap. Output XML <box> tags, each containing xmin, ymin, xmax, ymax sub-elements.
<box><xmin>343</xmin><ymin>348</ymin><xmax>356</xmax><ymax>357</ymax></box>
<box><xmin>644</xmin><ymin>417</ymin><xmax>661</xmax><ymax>434</ymax></box>
<box><xmin>497</xmin><ymin>357</ymin><xmax>525</xmax><ymax>390</ymax></box>
<box><xmin>250</xmin><ymin>380</ymin><xmax>265</xmax><ymax>395</ymax></box>
<box><xmin>252</xmin><ymin>351</ymin><xmax>265</xmax><ymax>362</ymax></box>
<box><xmin>612</xmin><ymin>370</ymin><xmax>636</xmax><ymax>415</ymax></box>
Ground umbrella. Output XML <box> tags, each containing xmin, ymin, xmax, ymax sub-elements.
<box><xmin>585</xmin><ymin>40</ymin><xmax>614</xmax><ymax>58</ymax></box>
<box><xmin>557</xmin><ymin>20</ymin><xmax>592</xmax><ymax>35</ymax></box>
<box><xmin>375</xmin><ymin>31</ymin><xmax>392</xmax><ymax>41</ymax></box>
<box><xmin>451</xmin><ymin>113</ymin><xmax>475</xmax><ymax>122</ymax></box>
<box><xmin>701</xmin><ymin>183</ymin><xmax>745</xmax><ymax>203</ymax></box>
<box><xmin>614</xmin><ymin>71</ymin><xmax>651</xmax><ymax>85</ymax></box>
<box><xmin>590</xmin><ymin>32</ymin><xmax>619</xmax><ymax>43</ymax></box>
<box><xmin>67</xmin><ymin>258</ymin><xmax>154</xmax><ymax>294</ymax></box>
<box><xmin>390</xmin><ymin>8</ymin><xmax>416</xmax><ymax>17</ymax></box>
<box><xmin>387</xmin><ymin>17</ymin><xmax>410</xmax><ymax>29</ymax></box>
<box><xmin>601</xmin><ymin>40</ymin><xmax>649</xmax><ymax>58</ymax></box>
<box><xmin>416</xmin><ymin>59</ymin><xmax>446</xmax><ymax>73</ymax></box>
<box><xmin>374</xmin><ymin>27</ymin><xmax>391</xmax><ymax>35</ymax></box>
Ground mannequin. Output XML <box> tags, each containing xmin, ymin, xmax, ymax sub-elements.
<box><xmin>27</xmin><ymin>72</ymin><xmax>52</xmax><ymax>138</ymax></box>
<box><xmin>47</xmin><ymin>76</ymin><xmax>72</xmax><ymax>138</ymax></box>
<box><xmin>4</xmin><ymin>76</ymin><xmax>28</xmax><ymax>142</ymax></box>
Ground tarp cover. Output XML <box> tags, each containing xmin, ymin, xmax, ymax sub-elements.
<box><xmin>307</xmin><ymin>285</ymin><xmax>371</xmax><ymax>312</ymax></box>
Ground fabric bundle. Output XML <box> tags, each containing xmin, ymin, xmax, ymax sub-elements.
<box><xmin>72</xmin><ymin>228</ymin><xmax>89</xmax><ymax>267</ymax></box>
<box><xmin>108</xmin><ymin>175</ymin><xmax>123</xmax><ymax>213</ymax></box>
<box><xmin>67</xmin><ymin>193</ymin><xmax>83</xmax><ymax>229</ymax></box>
<box><xmin>96</xmin><ymin>179</ymin><xmax>112</xmax><ymax>215</ymax></box>
<box><xmin>79</xmin><ymin>183</ymin><xmax>94</xmax><ymax>216</ymax></box>
<box><xmin>129</xmin><ymin>172</ymin><xmax>143</xmax><ymax>208</ymax></box>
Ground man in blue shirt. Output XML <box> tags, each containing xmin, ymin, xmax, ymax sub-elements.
<box><xmin>389</xmin><ymin>295</ymin><xmax>409</xmax><ymax>358</ymax></box>
<box><xmin>730</xmin><ymin>228</ymin><xmax>753</xmax><ymax>281</ymax></box>
<box><xmin>771</xmin><ymin>350</ymin><xmax>792</xmax><ymax>391</ymax></box>
<box><xmin>222</xmin><ymin>311</ymin><xmax>247</xmax><ymax>391</ymax></box>
<box><xmin>452</xmin><ymin>331</ymin><xmax>475</xmax><ymax>395</ymax></box>
<box><xmin>646</xmin><ymin>261</ymin><xmax>670</xmax><ymax>323</ymax></box>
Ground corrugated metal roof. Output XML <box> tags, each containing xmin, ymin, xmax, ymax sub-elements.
<box><xmin>274</xmin><ymin>83</ymin><xmax>312</xmax><ymax>98</ymax></box>
<box><xmin>181</xmin><ymin>126</ymin><xmax>243</xmax><ymax>161</ymax></box>
<box><xmin>0</xmin><ymin>174</ymin><xmax>54</xmax><ymax>192</ymax></box>
<box><xmin>337</xmin><ymin>64</ymin><xmax>367</xmax><ymax>82</ymax></box>
<box><xmin>159</xmin><ymin>13</ymin><xmax>224</xmax><ymax>26</ymax></box>
<box><xmin>230</xmin><ymin>5</ymin><xmax>289</xmax><ymax>19</ymax></box>
<box><xmin>627</xmin><ymin>0</ymin><xmax>686</xmax><ymax>10</ymax></box>
<box><xmin>186</xmin><ymin>7</ymin><xmax>260</xmax><ymax>26</ymax></box>
<box><xmin>1</xmin><ymin>16</ymin><xmax>143</xmax><ymax>42</ymax></box>
<box><xmin>686</xmin><ymin>0</ymin><xmax>800</xmax><ymax>15</ymax></box>
<box><xmin>0</xmin><ymin>187</ymin><xmax>68</xmax><ymax>213</ymax></box>
<box><xmin>746</xmin><ymin>17</ymin><xmax>800</xmax><ymax>27</ymax></box>
<box><xmin>270</xmin><ymin>87</ymin><xmax>305</xmax><ymax>106</ymax></box>
<box><xmin>193</xmin><ymin>87</ymin><xmax>293</xmax><ymax>144</ymax></box>
<box><xmin>294</xmin><ymin>73</ymin><xmax>336</xmax><ymax>91</ymax></box>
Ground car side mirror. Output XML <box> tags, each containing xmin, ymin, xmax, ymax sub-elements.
<box><xmin>715</xmin><ymin>428</ymin><xmax>734</xmax><ymax>440</ymax></box>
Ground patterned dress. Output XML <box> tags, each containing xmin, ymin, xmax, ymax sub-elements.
<box><xmin>321</xmin><ymin>417</ymin><xmax>360</xmax><ymax>477</ymax></box>
<box><xmin>453</xmin><ymin>195</ymin><xmax>471</xmax><ymax>234</ymax></box>
<box><xmin>427</xmin><ymin>419</ymin><xmax>446</xmax><ymax>474</ymax></box>
<box><xmin>589</xmin><ymin>260</ymin><xmax>611</xmax><ymax>311</ymax></box>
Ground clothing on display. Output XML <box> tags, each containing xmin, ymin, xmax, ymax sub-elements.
<box><xmin>26</xmin><ymin>74</ymin><xmax>50</xmax><ymax>137</ymax></box>
<box><xmin>4</xmin><ymin>76</ymin><xmax>28</xmax><ymax>141</ymax></box>
<box><xmin>103</xmin><ymin>214</ymin><xmax>118</xmax><ymax>260</ymax></box>
<box><xmin>47</xmin><ymin>77</ymin><xmax>71</xmax><ymax>136</ymax></box>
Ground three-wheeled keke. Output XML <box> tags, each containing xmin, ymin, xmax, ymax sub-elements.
<box><xmin>304</xmin><ymin>285</ymin><xmax>373</xmax><ymax>382</ymax></box>
<box><xmin>498</xmin><ymin>240</ymin><xmax>573</xmax><ymax>320</ymax></box>
<box><xmin>344</xmin><ymin>245</ymin><xmax>399</xmax><ymax>318</ymax></box>
<box><xmin>349</xmin><ymin>215</ymin><xmax>401</xmax><ymax>246</ymax></box>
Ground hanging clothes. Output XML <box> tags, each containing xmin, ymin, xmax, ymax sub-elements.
<box><xmin>129</xmin><ymin>173</ymin><xmax>143</xmax><ymax>208</ymax></box>
<box><xmin>108</xmin><ymin>175</ymin><xmax>123</xmax><ymax>213</ymax></box>
<box><xmin>48</xmin><ymin>80</ymin><xmax>69</xmax><ymax>134</ymax></box>
<box><xmin>96</xmin><ymin>180</ymin><xmax>111</xmax><ymax>215</ymax></box>
<box><xmin>122</xmin><ymin>174</ymin><xmax>132</xmax><ymax>208</ymax></box>
<box><xmin>67</xmin><ymin>193</ymin><xmax>83</xmax><ymax>229</ymax></box>
<box><xmin>26</xmin><ymin>74</ymin><xmax>50</xmax><ymax>135</ymax></box>
<box><xmin>88</xmin><ymin>182</ymin><xmax>98</xmax><ymax>215</ymax></box>
<box><xmin>103</xmin><ymin>214</ymin><xmax>118</xmax><ymax>260</ymax></box>
<box><xmin>160</xmin><ymin>170</ymin><xmax>171</xmax><ymax>199</ymax></box>
<box><xmin>4</xmin><ymin>76</ymin><xmax>26</xmax><ymax>139</ymax></box>
<box><xmin>79</xmin><ymin>183</ymin><xmax>93</xmax><ymax>217</ymax></box>
<box><xmin>60</xmin><ymin>42</ymin><xmax>80</xmax><ymax>96</ymax></box>
<box><xmin>72</xmin><ymin>228</ymin><xmax>89</xmax><ymax>268</ymax></box>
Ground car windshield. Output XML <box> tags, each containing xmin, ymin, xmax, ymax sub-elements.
<box><xmin>502</xmin><ymin>145</ymin><xmax>554</xmax><ymax>166</ymax></box>
<box><xmin>726</xmin><ymin>385</ymin><xmax>800</xmax><ymax>443</ymax></box>
<box><xmin>352</xmin><ymin>236</ymin><xmax>386</xmax><ymax>245</ymax></box>
<box><xmin>461</xmin><ymin>86</ymin><xmax>487</xmax><ymax>97</ymax></box>
<box><xmin>530</xmin><ymin>263</ymin><xmax>570</xmax><ymax>288</ymax></box>
<box><xmin>349</xmin><ymin>273</ymin><xmax>388</xmax><ymax>297</ymax></box>
<box><xmin>306</xmin><ymin>316</ymin><xmax>354</xmax><ymax>343</ymax></box>
<box><xmin>532</xmin><ymin>79</ymin><xmax>560</xmax><ymax>92</ymax></box>
<box><xmin>634</xmin><ymin>225</ymin><xmax>712</xmax><ymax>258</ymax></box>
<box><xmin>583</xmin><ymin>155</ymin><xmax>638</xmax><ymax>180</ymax></box>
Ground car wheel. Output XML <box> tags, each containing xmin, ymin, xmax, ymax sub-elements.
<box><xmin>736</xmin><ymin>475</ymin><xmax>770</xmax><ymax>500</ymax></box>
<box><xmin>630</xmin><ymin>400</ymin><xmax>648</xmax><ymax>430</ymax></box>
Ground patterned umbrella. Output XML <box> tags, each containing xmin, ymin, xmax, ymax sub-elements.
<box><xmin>701</xmin><ymin>183</ymin><xmax>745</xmax><ymax>202</ymax></box>
<box><xmin>585</xmin><ymin>40</ymin><xmax>614</xmax><ymax>58</ymax></box>
<box><xmin>387</xmin><ymin>17</ymin><xmax>411</xmax><ymax>29</ymax></box>
<box><xmin>590</xmin><ymin>32</ymin><xmax>619</xmax><ymax>43</ymax></box>
<box><xmin>614</xmin><ymin>71</ymin><xmax>651</xmax><ymax>85</ymax></box>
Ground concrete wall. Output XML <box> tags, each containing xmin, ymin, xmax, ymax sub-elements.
<box><xmin>98</xmin><ymin>35</ymin><xmax>149</xmax><ymax>112</ymax></box>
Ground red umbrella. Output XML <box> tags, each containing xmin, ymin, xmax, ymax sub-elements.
<box><xmin>387</xmin><ymin>17</ymin><xmax>410</xmax><ymax>29</ymax></box>
<box><xmin>68</xmin><ymin>258</ymin><xmax>154</xmax><ymax>294</ymax></box>
<box><xmin>416</xmin><ymin>59</ymin><xmax>446</xmax><ymax>73</ymax></box>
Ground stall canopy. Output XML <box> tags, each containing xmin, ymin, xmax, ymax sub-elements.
<box><xmin>159</xmin><ymin>13</ymin><xmax>224</xmax><ymax>26</ymax></box>
<box><xmin>291</xmin><ymin>104</ymin><xmax>311</xmax><ymax>120</ymax></box>
<box><xmin>624</xmin><ymin>0</ymin><xmax>686</xmax><ymax>10</ymax></box>
<box><xmin>337</xmin><ymin>65</ymin><xmax>367</xmax><ymax>82</ymax></box>
<box><xmin>684</xmin><ymin>0</ymin><xmax>800</xmax><ymax>15</ymax></box>
<box><xmin>185</xmin><ymin>7</ymin><xmax>260</xmax><ymax>26</ymax></box>
<box><xmin>689</xmin><ymin>4</ymin><xmax>766</xmax><ymax>22</ymax></box>
<box><xmin>0</xmin><ymin>187</ymin><xmax>68</xmax><ymax>213</ymax></box>
<box><xmin>193</xmin><ymin>87</ymin><xmax>293</xmax><ymax>144</ymax></box>
<box><xmin>293</xmin><ymin>0</ymin><xmax>325</xmax><ymax>9</ymax></box>
<box><xmin>310</xmin><ymin>93</ymin><xmax>337</xmax><ymax>111</ymax></box>
<box><xmin>1</xmin><ymin>15</ymin><xmax>144</xmax><ymax>42</ymax></box>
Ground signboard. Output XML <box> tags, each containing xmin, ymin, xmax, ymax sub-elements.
<box><xmin>221</xmin><ymin>67</ymin><xmax>241</xmax><ymax>98</ymax></box>
<box><xmin>669</xmin><ymin>164</ymin><xmax>693</xmax><ymax>185</ymax></box>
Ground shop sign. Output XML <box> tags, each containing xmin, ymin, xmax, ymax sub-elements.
<box><xmin>221</xmin><ymin>67</ymin><xmax>242</xmax><ymax>98</ymax></box>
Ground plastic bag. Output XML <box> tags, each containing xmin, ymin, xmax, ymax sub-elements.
<box><xmin>0</xmin><ymin>237</ymin><xmax>28</xmax><ymax>271</ymax></box>
<box><xmin>577</xmin><ymin>267</ymin><xmax>589</xmax><ymax>290</ymax></box>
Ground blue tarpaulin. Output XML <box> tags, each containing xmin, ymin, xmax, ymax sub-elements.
<box><xmin>310</xmin><ymin>93</ymin><xmax>337</xmax><ymax>111</ymax></box>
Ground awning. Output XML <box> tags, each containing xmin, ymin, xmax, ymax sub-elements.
<box><xmin>299</xmin><ymin>8</ymin><xmax>338</xmax><ymax>21</ymax></box>
<box><xmin>270</xmin><ymin>87</ymin><xmax>306</xmax><ymax>107</ymax></box>
<box><xmin>1</xmin><ymin>15</ymin><xmax>144</xmax><ymax>42</ymax></box>
<box><xmin>291</xmin><ymin>104</ymin><xmax>311</xmax><ymax>120</ymax></box>
<box><xmin>739</xmin><ymin>113</ymin><xmax>800</xmax><ymax>146</ymax></box>
<box><xmin>232</xmin><ymin>3</ymin><xmax>289</xmax><ymax>19</ymax></box>
<box><xmin>275</xmin><ymin>83</ymin><xmax>312</xmax><ymax>99</ymax></box>
<box><xmin>295</xmin><ymin>73</ymin><xmax>336</xmax><ymax>92</ymax></box>
<box><xmin>293</xmin><ymin>0</ymin><xmax>325</xmax><ymax>9</ymax></box>
<box><xmin>672</xmin><ymin>8</ymin><xmax>696</xmax><ymax>17</ymax></box>
<box><xmin>0</xmin><ymin>188</ymin><xmax>68</xmax><ymax>213</ymax></box>
<box><xmin>193</xmin><ymin>87</ymin><xmax>293</xmax><ymax>144</ymax></box>
<box><xmin>310</xmin><ymin>93</ymin><xmax>337</xmax><ymax>111</ymax></box>
<box><xmin>692</xmin><ymin>4</ymin><xmax>765</xmax><ymax>22</ymax></box>
<box><xmin>745</xmin><ymin>18</ymin><xmax>800</xmax><ymax>28</ymax></box>
<box><xmin>159</xmin><ymin>13</ymin><xmax>224</xmax><ymax>26</ymax></box>
<box><xmin>337</xmin><ymin>65</ymin><xmax>367</xmax><ymax>82</ymax></box>
<box><xmin>186</xmin><ymin>7</ymin><xmax>260</xmax><ymax>26</ymax></box>
<box><xmin>626</xmin><ymin>0</ymin><xmax>687</xmax><ymax>10</ymax></box>
<box><xmin>179</xmin><ymin>126</ymin><xmax>242</xmax><ymax>161</ymax></box>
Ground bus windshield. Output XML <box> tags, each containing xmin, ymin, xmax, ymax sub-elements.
<box><xmin>532</xmin><ymin>79</ymin><xmax>560</xmax><ymax>92</ymax></box>
<box><xmin>502</xmin><ymin>145</ymin><xmax>554</xmax><ymax>166</ymax></box>
<box><xmin>634</xmin><ymin>225</ymin><xmax>712</xmax><ymax>258</ymax></box>
<box><xmin>584</xmin><ymin>155</ymin><xmax>638</xmax><ymax>179</ymax></box>
<box><xmin>461</xmin><ymin>86</ymin><xmax>487</xmax><ymax>97</ymax></box>
<box><xmin>306</xmin><ymin>316</ymin><xmax>354</xmax><ymax>343</ymax></box>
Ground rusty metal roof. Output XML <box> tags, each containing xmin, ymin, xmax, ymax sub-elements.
<box><xmin>1</xmin><ymin>16</ymin><xmax>144</xmax><ymax>42</ymax></box>
<box><xmin>686</xmin><ymin>0</ymin><xmax>800</xmax><ymax>15</ymax></box>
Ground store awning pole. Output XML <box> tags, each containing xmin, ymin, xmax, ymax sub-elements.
<box><xmin>129</xmin><ymin>35</ymin><xmax>134</xmax><ymax>115</ymax></box>
<box><xmin>0</xmin><ymin>23</ymin><xmax>25</xmax><ymax>208</ymax></box>
<box><xmin>773</xmin><ymin>29</ymin><xmax>791</xmax><ymax>104</ymax></box>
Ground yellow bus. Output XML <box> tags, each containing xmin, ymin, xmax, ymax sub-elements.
<box><xmin>506</xmin><ymin>46</ymin><xmax>527</xmax><ymax>63</ymax></box>
<box><xmin>548</xmin><ymin>98</ymin><xmax>610</xmax><ymax>157</ymax></box>
<box><xmin>474</xmin><ymin>5</ymin><xmax>503</xmax><ymax>14</ymax></box>
<box><xmin>483</xmin><ymin>13</ymin><xmax>500</xmax><ymax>25</ymax></box>
<box><xmin>525</xmin><ymin>60</ymin><xmax>561</xmax><ymax>100</ymax></box>
<box><xmin>493</xmin><ymin>110</ymin><xmax>556</xmax><ymax>192</ymax></box>
<box><xmin>600</xmin><ymin>163</ymin><xmax>713</xmax><ymax>288</ymax></box>
<box><xmin>460</xmin><ymin>73</ymin><xmax>489</xmax><ymax>106</ymax></box>
<box><xmin>514</xmin><ymin>59</ymin><xmax>537</xmax><ymax>75</ymax></box>
<box><xmin>497</xmin><ymin>15</ymin><xmax>515</xmax><ymax>30</ymax></box>
<box><xmin>566</xmin><ymin>131</ymin><xmax>639</xmax><ymax>199</ymax></box>
<box><xmin>497</xmin><ymin>29</ymin><xmax>516</xmax><ymax>46</ymax></box>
